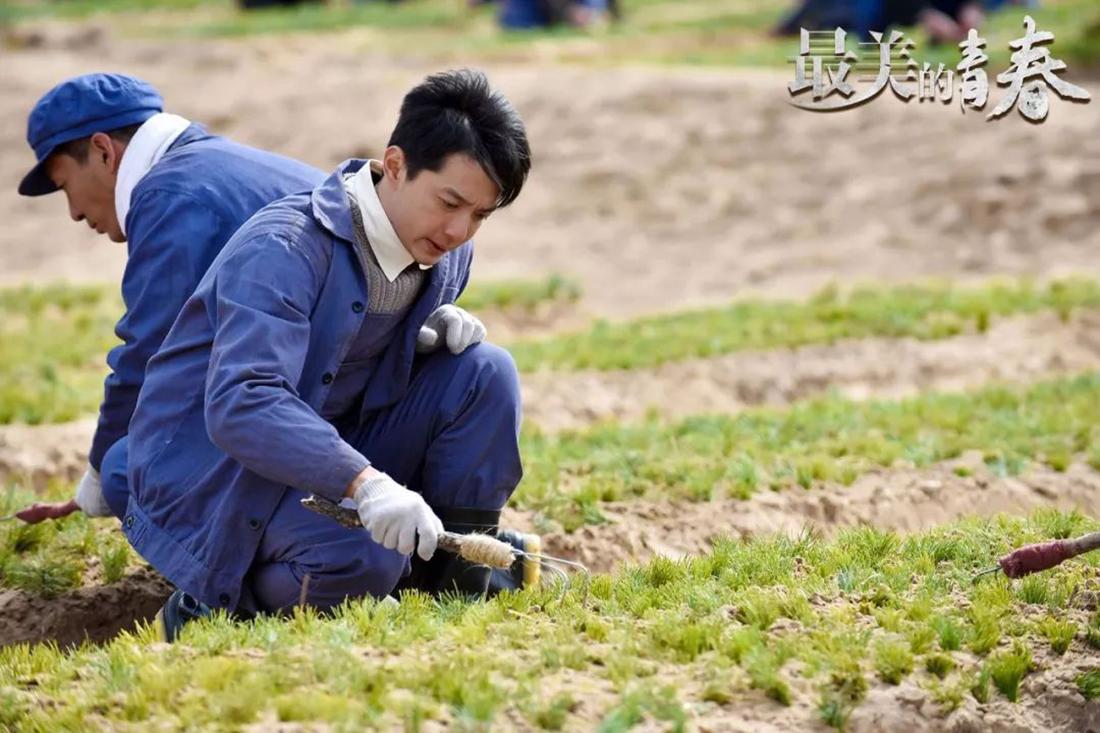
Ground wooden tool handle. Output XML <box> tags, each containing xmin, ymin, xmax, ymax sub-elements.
<box><xmin>299</xmin><ymin>494</ymin><xmax>490</xmax><ymax>560</ymax></box>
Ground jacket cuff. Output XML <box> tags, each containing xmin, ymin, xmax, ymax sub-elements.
<box><xmin>88</xmin><ymin>429</ymin><xmax>121</xmax><ymax>474</ymax></box>
<box><xmin>311</xmin><ymin>439</ymin><xmax>370</xmax><ymax>503</ymax></box>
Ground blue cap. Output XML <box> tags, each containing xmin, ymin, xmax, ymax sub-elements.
<box><xmin>19</xmin><ymin>73</ymin><xmax>163</xmax><ymax>197</ymax></box>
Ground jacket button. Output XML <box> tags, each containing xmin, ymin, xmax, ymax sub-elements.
<box><xmin>125</xmin><ymin>516</ymin><xmax>134</xmax><ymax>528</ymax></box>
<box><xmin>248</xmin><ymin>519</ymin><xmax>261</xmax><ymax>530</ymax></box>
<box><xmin>219</xmin><ymin>593</ymin><xmax>230</xmax><ymax>605</ymax></box>
<box><xmin>322</xmin><ymin>373</ymin><xmax>333</xmax><ymax>385</ymax></box>
<box><xmin>352</xmin><ymin>301</ymin><xmax>364</xmax><ymax>313</ymax></box>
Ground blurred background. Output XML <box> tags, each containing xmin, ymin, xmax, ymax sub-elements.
<box><xmin>1</xmin><ymin>0</ymin><xmax>1097</xmax><ymax>432</ymax></box>
<box><xmin>2</xmin><ymin>0</ymin><xmax>1097</xmax><ymax>301</ymax></box>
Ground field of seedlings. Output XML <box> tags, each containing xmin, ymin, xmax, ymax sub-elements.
<box><xmin>2</xmin><ymin>1</ymin><xmax>1100</xmax><ymax>730</ymax></box>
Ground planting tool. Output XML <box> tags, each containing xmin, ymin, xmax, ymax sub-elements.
<box><xmin>5</xmin><ymin>499</ymin><xmax>81</xmax><ymax>524</ymax></box>
<box><xmin>302</xmin><ymin>493</ymin><xmax>589</xmax><ymax>601</ymax></box>
<box><xmin>973</xmin><ymin>530</ymin><xmax>1100</xmax><ymax>582</ymax></box>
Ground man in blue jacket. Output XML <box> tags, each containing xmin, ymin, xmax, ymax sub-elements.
<box><xmin>124</xmin><ymin>69</ymin><xmax>533</xmax><ymax>639</ymax></box>
<box><xmin>18</xmin><ymin>73</ymin><xmax>324</xmax><ymax>521</ymax></box>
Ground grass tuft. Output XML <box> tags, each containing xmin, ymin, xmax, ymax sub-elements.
<box><xmin>988</xmin><ymin>644</ymin><xmax>1033</xmax><ymax>703</ymax></box>
<box><xmin>1078</xmin><ymin>669</ymin><xmax>1100</xmax><ymax>700</ymax></box>
<box><xmin>873</xmin><ymin>637</ymin><xmax>914</xmax><ymax>685</ymax></box>
<box><xmin>924</xmin><ymin>652</ymin><xmax>955</xmax><ymax>679</ymax></box>
<box><xmin>1038</xmin><ymin>617</ymin><xmax>1077</xmax><ymax>656</ymax></box>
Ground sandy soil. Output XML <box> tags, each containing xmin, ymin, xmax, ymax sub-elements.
<box><xmin>522</xmin><ymin>311</ymin><xmax>1100</xmax><ymax>431</ymax></box>
<box><xmin>2</xmin><ymin>25</ymin><xmax>1099</xmax><ymax>319</ymax></box>
<box><xmin>503</xmin><ymin>454</ymin><xmax>1100</xmax><ymax>574</ymax></box>
<box><xmin>0</xmin><ymin>418</ymin><xmax>95</xmax><ymax>491</ymax></box>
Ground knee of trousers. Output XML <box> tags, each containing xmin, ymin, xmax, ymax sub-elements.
<box><xmin>99</xmin><ymin>436</ymin><xmax>130</xmax><ymax>520</ymax></box>
<box><xmin>456</xmin><ymin>342</ymin><xmax>521</xmax><ymax>408</ymax></box>
<box><xmin>300</xmin><ymin>551</ymin><xmax>410</xmax><ymax>610</ymax></box>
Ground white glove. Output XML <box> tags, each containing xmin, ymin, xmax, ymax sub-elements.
<box><xmin>416</xmin><ymin>304</ymin><xmax>486</xmax><ymax>355</ymax></box>
<box><xmin>74</xmin><ymin>465</ymin><xmax>113</xmax><ymax>518</ymax></box>
<box><xmin>353</xmin><ymin>471</ymin><xmax>443</xmax><ymax>561</ymax></box>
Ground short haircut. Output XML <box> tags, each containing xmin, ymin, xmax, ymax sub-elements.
<box><xmin>53</xmin><ymin>123</ymin><xmax>143</xmax><ymax>164</ymax></box>
<box><xmin>389</xmin><ymin>69</ymin><xmax>531</xmax><ymax>209</ymax></box>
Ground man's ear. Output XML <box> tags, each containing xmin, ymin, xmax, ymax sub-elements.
<box><xmin>382</xmin><ymin>145</ymin><xmax>406</xmax><ymax>184</ymax></box>
<box><xmin>89</xmin><ymin>132</ymin><xmax>125</xmax><ymax>174</ymax></box>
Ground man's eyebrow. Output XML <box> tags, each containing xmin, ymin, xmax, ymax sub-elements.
<box><xmin>443</xmin><ymin>187</ymin><xmax>496</xmax><ymax>213</ymax></box>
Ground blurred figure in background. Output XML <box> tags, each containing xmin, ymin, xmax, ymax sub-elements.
<box><xmin>237</xmin><ymin>0</ymin><xmax>322</xmax><ymax>9</ymax></box>
<box><xmin>482</xmin><ymin>0</ymin><xmax>618</xmax><ymax>30</ymax></box>
<box><xmin>774</xmin><ymin>0</ymin><xmax>1037</xmax><ymax>44</ymax></box>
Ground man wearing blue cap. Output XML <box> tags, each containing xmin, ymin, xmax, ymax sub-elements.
<box><xmin>18</xmin><ymin>73</ymin><xmax>324</xmax><ymax>522</ymax></box>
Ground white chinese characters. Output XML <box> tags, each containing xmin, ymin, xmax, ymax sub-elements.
<box><xmin>788</xmin><ymin>16</ymin><xmax>1091</xmax><ymax>122</ymax></box>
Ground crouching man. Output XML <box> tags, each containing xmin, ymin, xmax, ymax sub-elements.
<box><xmin>121</xmin><ymin>69</ymin><xmax>534</xmax><ymax>640</ymax></box>
<box><xmin>15</xmin><ymin>73</ymin><xmax>323</xmax><ymax>523</ymax></box>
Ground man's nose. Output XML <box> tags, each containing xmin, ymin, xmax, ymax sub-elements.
<box><xmin>68</xmin><ymin>203</ymin><xmax>84</xmax><ymax>223</ymax></box>
<box><xmin>444</xmin><ymin>213</ymin><xmax>471</xmax><ymax>244</ymax></box>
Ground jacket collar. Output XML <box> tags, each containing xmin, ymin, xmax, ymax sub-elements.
<box><xmin>164</xmin><ymin>123</ymin><xmax>211</xmax><ymax>152</ymax></box>
<box><xmin>114</xmin><ymin>113</ymin><xmax>192</xmax><ymax>237</ymax></box>
<box><xmin>311</xmin><ymin>158</ymin><xmax>363</xmax><ymax>244</ymax></box>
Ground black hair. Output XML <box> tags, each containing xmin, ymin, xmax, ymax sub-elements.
<box><xmin>388</xmin><ymin>69</ymin><xmax>531</xmax><ymax>209</ymax></box>
<box><xmin>53</xmin><ymin>122</ymin><xmax>143</xmax><ymax>164</ymax></box>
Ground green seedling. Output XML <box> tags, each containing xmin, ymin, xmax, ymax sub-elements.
<box><xmin>3</xmin><ymin>556</ymin><xmax>81</xmax><ymax>597</ymax></box>
<box><xmin>924</xmin><ymin>653</ymin><xmax>955</xmax><ymax>679</ymax></box>
<box><xmin>1078</xmin><ymin>669</ymin><xmax>1100</xmax><ymax>700</ymax></box>
<box><xmin>517</xmin><ymin>373</ymin><xmax>1100</xmax><ymax>529</ymax></box>
<box><xmin>873</xmin><ymin>638</ymin><xmax>913</xmax><ymax>685</ymax></box>
<box><xmin>0</xmin><ymin>510</ymin><xmax>1093</xmax><ymax>728</ymax></box>
<box><xmin>931</xmin><ymin>616</ymin><xmax>963</xmax><ymax>652</ymax></box>
<box><xmin>1038</xmin><ymin>617</ymin><xmax>1077</xmax><ymax>656</ymax></box>
<box><xmin>988</xmin><ymin>644</ymin><xmax>1033</xmax><ymax>702</ymax></box>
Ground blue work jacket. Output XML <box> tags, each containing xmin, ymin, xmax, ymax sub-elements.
<box><xmin>89</xmin><ymin>124</ymin><xmax>324</xmax><ymax>471</ymax></box>
<box><xmin>124</xmin><ymin>160</ymin><xmax>474</xmax><ymax>610</ymax></box>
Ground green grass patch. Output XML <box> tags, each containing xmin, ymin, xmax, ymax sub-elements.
<box><xmin>0</xmin><ymin>480</ymin><xmax>132</xmax><ymax>593</ymax></box>
<box><xmin>0</xmin><ymin>283</ymin><xmax>121</xmax><ymax>424</ymax></box>
<box><xmin>508</xmin><ymin>277</ymin><xmax>1100</xmax><ymax>372</ymax></box>
<box><xmin>873</xmin><ymin>637</ymin><xmax>913</xmax><ymax>684</ymax></box>
<box><xmin>0</xmin><ymin>511</ymin><xmax>1094</xmax><ymax>728</ymax></box>
<box><xmin>458</xmin><ymin>273</ymin><xmax>581</xmax><ymax>312</ymax></box>
<box><xmin>516</xmin><ymin>372</ymin><xmax>1100</xmax><ymax>530</ymax></box>
<box><xmin>10</xmin><ymin>276</ymin><xmax>1099</xmax><ymax>427</ymax></box>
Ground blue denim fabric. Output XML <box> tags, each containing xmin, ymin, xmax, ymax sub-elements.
<box><xmin>124</xmin><ymin>160</ymin><xmax>477</xmax><ymax>611</ymax></box>
<box><xmin>88</xmin><ymin>124</ymin><xmax>323</xmax><ymax>471</ymax></box>
<box><xmin>239</xmin><ymin>343</ymin><xmax>522</xmax><ymax>615</ymax></box>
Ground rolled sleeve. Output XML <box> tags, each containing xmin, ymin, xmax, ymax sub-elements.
<box><xmin>89</xmin><ymin>191</ymin><xmax>226</xmax><ymax>471</ymax></box>
<box><xmin>203</xmin><ymin>233</ymin><xmax>368</xmax><ymax>502</ymax></box>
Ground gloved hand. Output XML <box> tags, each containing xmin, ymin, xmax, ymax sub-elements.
<box><xmin>353</xmin><ymin>471</ymin><xmax>443</xmax><ymax>561</ymax></box>
<box><xmin>74</xmin><ymin>465</ymin><xmax>114</xmax><ymax>518</ymax></box>
<box><xmin>416</xmin><ymin>304</ymin><xmax>486</xmax><ymax>355</ymax></box>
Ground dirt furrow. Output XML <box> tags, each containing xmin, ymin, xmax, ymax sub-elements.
<box><xmin>503</xmin><ymin>455</ymin><xmax>1100</xmax><ymax>575</ymax></box>
<box><xmin>521</xmin><ymin>311</ymin><xmax>1100</xmax><ymax>431</ymax></box>
<box><xmin>0</xmin><ymin>566</ymin><xmax>171</xmax><ymax>648</ymax></box>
